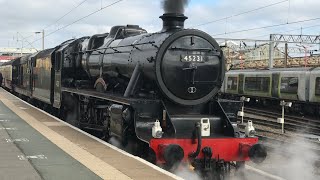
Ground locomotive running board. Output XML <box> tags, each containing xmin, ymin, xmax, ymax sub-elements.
<box><xmin>61</xmin><ymin>87</ymin><xmax>159</xmax><ymax>106</ymax></box>
<box><xmin>61</xmin><ymin>87</ymin><xmax>132</xmax><ymax>105</ymax></box>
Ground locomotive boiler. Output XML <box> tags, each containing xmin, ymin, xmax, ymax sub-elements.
<box><xmin>80</xmin><ymin>14</ymin><xmax>223</xmax><ymax>106</ymax></box>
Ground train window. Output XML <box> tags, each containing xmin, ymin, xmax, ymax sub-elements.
<box><xmin>115</xmin><ymin>28</ymin><xmax>124</xmax><ymax>39</ymax></box>
<box><xmin>30</xmin><ymin>57</ymin><xmax>36</xmax><ymax>67</ymax></box>
<box><xmin>92</xmin><ymin>37</ymin><xmax>105</xmax><ymax>49</ymax></box>
<box><xmin>244</xmin><ymin>77</ymin><xmax>270</xmax><ymax>92</ymax></box>
<box><xmin>280</xmin><ymin>77</ymin><xmax>298</xmax><ymax>94</ymax></box>
<box><xmin>124</xmin><ymin>29</ymin><xmax>146</xmax><ymax>37</ymax></box>
<box><xmin>227</xmin><ymin>77</ymin><xmax>238</xmax><ymax>90</ymax></box>
<box><xmin>55</xmin><ymin>52</ymin><xmax>61</xmax><ymax>71</ymax></box>
<box><xmin>315</xmin><ymin>77</ymin><xmax>320</xmax><ymax>96</ymax></box>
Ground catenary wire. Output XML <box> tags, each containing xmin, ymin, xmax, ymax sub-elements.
<box><xmin>250</xmin><ymin>24</ymin><xmax>320</xmax><ymax>39</ymax></box>
<box><xmin>212</xmin><ymin>17</ymin><xmax>320</xmax><ymax>36</ymax></box>
<box><xmin>190</xmin><ymin>0</ymin><xmax>288</xmax><ymax>28</ymax></box>
<box><xmin>44</xmin><ymin>0</ymin><xmax>88</xmax><ymax>30</ymax></box>
<box><xmin>31</xmin><ymin>0</ymin><xmax>124</xmax><ymax>45</ymax></box>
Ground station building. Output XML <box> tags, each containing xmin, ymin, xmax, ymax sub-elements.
<box><xmin>0</xmin><ymin>47</ymin><xmax>38</xmax><ymax>65</ymax></box>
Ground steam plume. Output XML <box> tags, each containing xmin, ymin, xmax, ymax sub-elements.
<box><xmin>162</xmin><ymin>0</ymin><xmax>189</xmax><ymax>14</ymax></box>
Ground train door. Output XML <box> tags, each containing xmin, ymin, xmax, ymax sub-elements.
<box><xmin>53</xmin><ymin>51</ymin><xmax>62</xmax><ymax>108</ymax></box>
<box><xmin>12</xmin><ymin>61</ymin><xmax>19</xmax><ymax>86</ymax></box>
<box><xmin>271</xmin><ymin>73</ymin><xmax>280</xmax><ymax>98</ymax></box>
<box><xmin>27</xmin><ymin>58</ymin><xmax>32</xmax><ymax>92</ymax></box>
<box><xmin>238</xmin><ymin>74</ymin><xmax>244</xmax><ymax>94</ymax></box>
<box><xmin>16</xmin><ymin>66</ymin><xmax>21</xmax><ymax>85</ymax></box>
<box><xmin>30</xmin><ymin>56</ymin><xmax>36</xmax><ymax>92</ymax></box>
<box><xmin>19</xmin><ymin>65</ymin><xmax>23</xmax><ymax>86</ymax></box>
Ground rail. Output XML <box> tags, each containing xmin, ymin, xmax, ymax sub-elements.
<box><xmin>239</xmin><ymin>107</ymin><xmax>320</xmax><ymax>136</ymax></box>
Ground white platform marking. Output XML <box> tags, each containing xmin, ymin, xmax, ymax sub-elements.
<box><xmin>19</xmin><ymin>107</ymin><xmax>28</xmax><ymax>110</ymax></box>
<box><xmin>0</xmin><ymin>119</ymin><xmax>10</xmax><ymax>122</ymax></box>
<box><xmin>0</xmin><ymin>127</ymin><xmax>17</xmax><ymax>130</ymax></box>
<box><xmin>18</xmin><ymin>154</ymin><xmax>47</xmax><ymax>160</ymax></box>
<box><xmin>6</xmin><ymin>138</ymin><xmax>29</xmax><ymax>143</ymax></box>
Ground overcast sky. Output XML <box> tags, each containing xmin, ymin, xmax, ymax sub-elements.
<box><xmin>0</xmin><ymin>0</ymin><xmax>319</xmax><ymax>50</ymax></box>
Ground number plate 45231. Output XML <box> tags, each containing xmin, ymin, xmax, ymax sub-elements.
<box><xmin>181</xmin><ymin>55</ymin><xmax>204</xmax><ymax>63</ymax></box>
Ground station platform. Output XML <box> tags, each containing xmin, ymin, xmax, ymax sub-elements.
<box><xmin>0</xmin><ymin>88</ymin><xmax>180</xmax><ymax>180</ymax></box>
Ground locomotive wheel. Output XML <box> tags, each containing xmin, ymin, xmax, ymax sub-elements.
<box><xmin>101</xmin><ymin>129</ymin><xmax>110</xmax><ymax>141</ymax></box>
<box><xmin>96</xmin><ymin>83</ymin><xmax>106</xmax><ymax>93</ymax></box>
<box><xmin>144</xmin><ymin>148</ymin><xmax>156</xmax><ymax>164</ymax></box>
<box><xmin>61</xmin><ymin>94</ymin><xmax>80</xmax><ymax>128</ymax></box>
<box><xmin>60</xmin><ymin>105</ymin><xmax>80</xmax><ymax>128</ymax></box>
<box><xmin>205</xmin><ymin>171</ymin><xmax>225</xmax><ymax>180</ymax></box>
<box><xmin>94</xmin><ymin>78</ymin><xmax>107</xmax><ymax>93</ymax></box>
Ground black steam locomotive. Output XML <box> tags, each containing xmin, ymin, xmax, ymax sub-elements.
<box><xmin>0</xmin><ymin>9</ymin><xmax>266</xmax><ymax>180</ymax></box>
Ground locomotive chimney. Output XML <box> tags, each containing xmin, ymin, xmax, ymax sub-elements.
<box><xmin>160</xmin><ymin>13</ymin><xmax>188</xmax><ymax>31</ymax></box>
<box><xmin>160</xmin><ymin>0</ymin><xmax>189</xmax><ymax>31</ymax></box>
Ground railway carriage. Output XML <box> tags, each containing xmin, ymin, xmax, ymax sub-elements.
<box><xmin>31</xmin><ymin>48</ymin><xmax>56</xmax><ymax>105</ymax></box>
<box><xmin>222</xmin><ymin>68</ymin><xmax>320</xmax><ymax>115</ymax></box>
<box><xmin>13</xmin><ymin>54</ymin><xmax>33</xmax><ymax>97</ymax></box>
<box><xmin>0</xmin><ymin>58</ymin><xmax>19</xmax><ymax>90</ymax></box>
<box><xmin>224</xmin><ymin>69</ymin><xmax>272</xmax><ymax>99</ymax></box>
<box><xmin>309</xmin><ymin>67</ymin><xmax>320</xmax><ymax>104</ymax></box>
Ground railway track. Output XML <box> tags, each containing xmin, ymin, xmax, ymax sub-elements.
<box><xmin>239</xmin><ymin>107</ymin><xmax>320</xmax><ymax>136</ymax></box>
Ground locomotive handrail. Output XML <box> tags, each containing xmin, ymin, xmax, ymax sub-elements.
<box><xmin>131</xmin><ymin>44</ymin><xmax>141</xmax><ymax>50</ymax></box>
<box><xmin>169</xmin><ymin>47</ymin><xmax>214</xmax><ymax>52</ymax></box>
<box><xmin>110</xmin><ymin>47</ymin><xmax>120</xmax><ymax>53</ymax></box>
<box><xmin>169</xmin><ymin>47</ymin><xmax>222</xmax><ymax>58</ymax></box>
<box><xmin>76</xmin><ymin>41</ymin><xmax>157</xmax><ymax>55</ymax></box>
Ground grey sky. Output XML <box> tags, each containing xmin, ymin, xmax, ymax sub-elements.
<box><xmin>0</xmin><ymin>0</ymin><xmax>319</xmax><ymax>49</ymax></box>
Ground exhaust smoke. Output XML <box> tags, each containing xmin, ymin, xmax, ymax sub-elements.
<box><xmin>162</xmin><ymin>0</ymin><xmax>189</xmax><ymax>14</ymax></box>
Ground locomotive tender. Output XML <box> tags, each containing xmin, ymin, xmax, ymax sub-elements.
<box><xmin>0</xmin><ymin>4</ymin><xmax>266</xmax><ymax>180</ymax></box>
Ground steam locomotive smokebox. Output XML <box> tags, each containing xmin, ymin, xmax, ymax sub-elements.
<box><xmin>109</xmin><ymin>104</ymin><xmax>125</xmax><ymax>138</ymax></box>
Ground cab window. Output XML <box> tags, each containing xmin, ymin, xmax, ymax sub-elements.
<box><xmin>280</xmin><ymin>77</ymin><xmax>298</xmax><ymax>94</ymax></box>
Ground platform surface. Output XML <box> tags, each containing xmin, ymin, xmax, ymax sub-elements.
<box><xmin>0</xmin><ymin>88</ymin><xmax>179</xmax><ymax>180</ymax></box>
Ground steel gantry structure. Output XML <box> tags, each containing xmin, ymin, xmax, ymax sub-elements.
<box><xmin>269</xmin><ymin>34</ymin><xmax>320</xmax><ymax>68</ymax></box>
